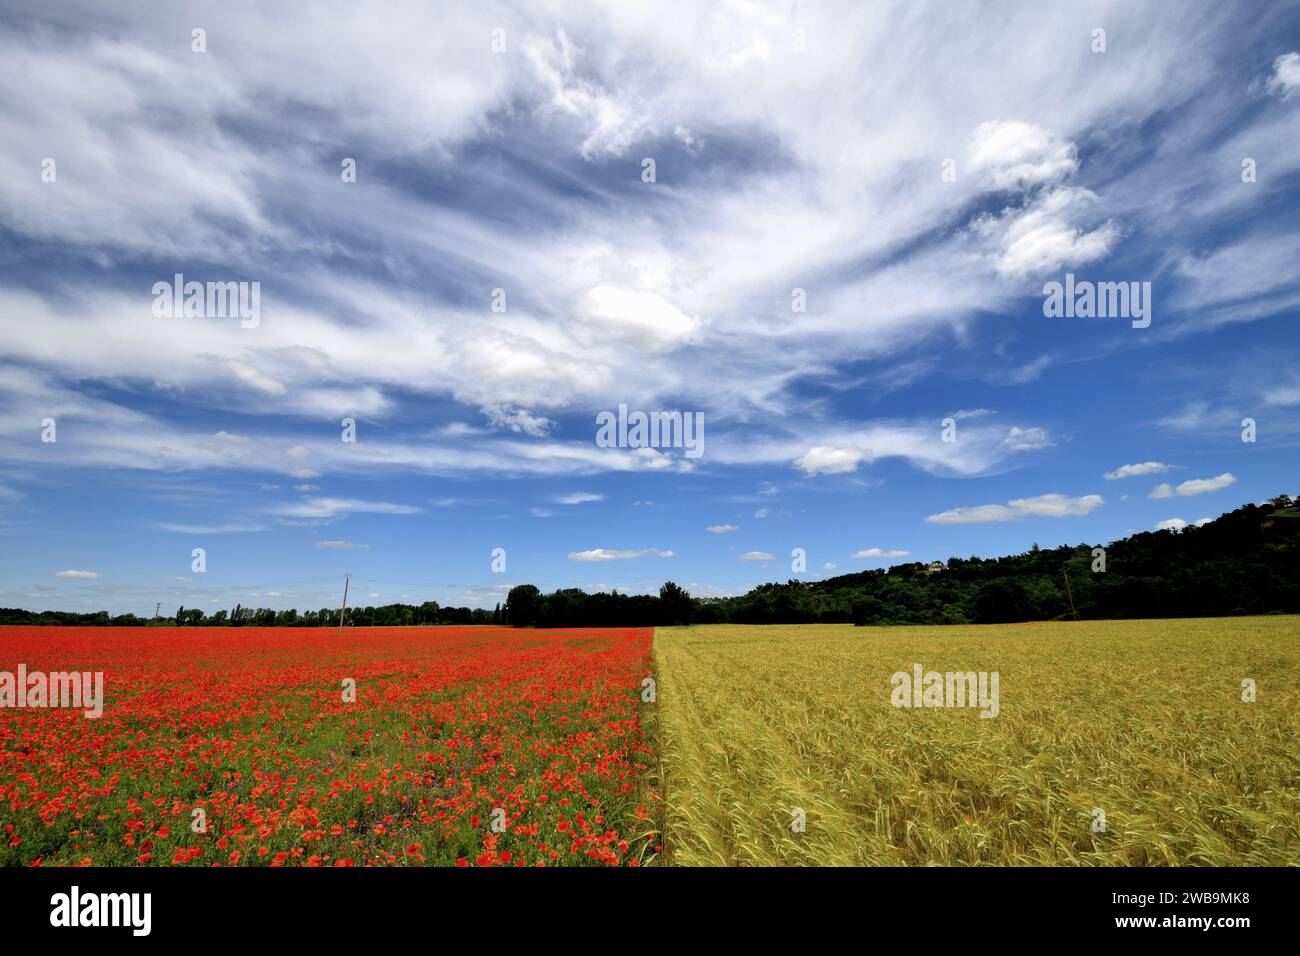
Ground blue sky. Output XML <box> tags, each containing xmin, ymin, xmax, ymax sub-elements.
<box><xmin>1</xmin><ymin>0</ymin><xmax>1298</xmax><ymax>615</ymax></box>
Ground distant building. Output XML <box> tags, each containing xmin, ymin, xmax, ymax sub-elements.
<box><xmin>924</xmin><ymin>561</ymin><xmax>946</xmax><ymax>573</ymax></box>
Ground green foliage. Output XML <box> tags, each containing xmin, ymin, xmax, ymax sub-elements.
<box><xmin>504</xmin><ymin>584</ymin><xmax>542</xmax><ymax>627</ymax></box>
<box><xmin>658</xmin><ymin>581</ymin><xmax>694</xmax><ymax>626</ymax></box>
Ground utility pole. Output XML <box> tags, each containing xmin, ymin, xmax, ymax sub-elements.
<box><xmin>338</xmin><ymin>573</ymin><xmax>350</xmax><ymax>634</ymax></box>
<box><xmin>153</xmin><ymin>602</ymin><xmax>161</xmax><ymax>620</ymax></box>
<box><xmin>1062</xmin><ymin>569</ymin><xmax>1079</xmax><ymax>622</ymax></box>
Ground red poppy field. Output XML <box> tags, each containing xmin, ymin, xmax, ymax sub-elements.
<box><xmin>0</xmin><ymin>626</ymin><xmax>659</xmax><ymax>867</ymax></box>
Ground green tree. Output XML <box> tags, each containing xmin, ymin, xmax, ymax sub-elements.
<box><xmin>659</xmin><ymin>581</ymin><xmax>693</xmax><ymax>625</ymax></box>
<box><xmin>504</xmin><ymin>584</ymin><xmax>542</xmax><ymax>627</ymax></box>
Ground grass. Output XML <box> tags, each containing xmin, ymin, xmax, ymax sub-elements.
<box><xmin>654</xmin><ymin>617</ymin><xmax>1300</xmax><ymax>866</ymax></box>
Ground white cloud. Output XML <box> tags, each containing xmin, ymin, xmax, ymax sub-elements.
<box><xmin>567</xmin><ymin>547</ymin><xmax>674</xmax><ymax>562</ymax></box>
<box><xmin>706</xmin><ymin>524</ymin><xmax>738</xmax><ymax>533</ymax></box>
<box><xmin>212</xmin><ymin>431</ymin><xmax>252</xmax><ymax>445</ymax></box>
<box><xmin>523</xmin><ymin>28</ymin><xmax>652</xmax><ymax>159</ymax></box>
<box><xmin>313</xmin><ymin>540</ymin><xmax>369</xmax><ymax>550</ymax></box>
<box><xmin>851</xmin><ymin>548</ymin><xmax>910</xmax><ymax>559</ymax></box>
<box><xmin>1149</xmin><ymin>473</ymin><xmax>1236</xmax><ymax>498</ymax></box>
<box><xmin>1173</xmin><ymin>473</ymin><xmax>1237</xmax><ymax>496</ymax></box>
<box><xmin>794</xmin><ymin>445</ymin><xmax>868</xmax><ymax>476</ymax></box>
<box><xmin>224</xmin><ymin>359</ymin><xmax>286</xmax><ymax>397</ymax></box>
<box><xmin>961</xmin><ymin>118</ymin><xmax>1119</xmax><ymax>280</ymax></box>
<box><xmin>973</xmin><ymin>186</ymin><xmax>1121</xmax><ymax>279</ymax></box>
<box><xmin>753</xmin><ymin>507</ymin><xmax>769</xmax><ymax>519</ymax></box>
<box><xmin>926</xmin><ymin>492</ymin><xmax>1103</xmax><ymax>524</ymax></box>
<box><xmin>153</xmin><ymin>522</ymin><xmax>265</xmax><ymax>534</ymax></box>
<box><xmin>1010</xmin><ymin>493</ymin><xmax>1104</xmax><ymax>517</ymax></box>
<box><xmin>270</xmin><ymin>497</ymin><xmax>421</xmax><ymax>519</ymax></box>
<box><xmin>1265</xmin><ymin>52</ymin><xmax>1300</xmax><ymax>99</ymax></box>
<box><xmin>1002</xmin><ymin>426</ymin><xmax>1053</xmax><ymax>451</ymax></box>
<box><xmin>1155</xmin><ymin>518</ymin><xmax>1188</xmax><ymax>531</ymax></box>
<box><xmin>481</xmin><ymin>403</ymin><xmax>555</xmax><ymax>438</ymax></box>
<box><xmin>966</xmin><ymin>120</ymin><xmax>1078</xmax><ymax>190</ymax></box>
<box><xmin>1263</xmin><ymin>382</ymin><xmax>1300</xmax><ymax>407</ymax></box>
<box><xmin>1193</xmin><ymin>516</ymin><xmax>1215</xmax><ymax>527</ymax></box>
<box><xmin>925</xmin><ymin>503</ymin><xmax>1021</xmax><ymax>524</ymax></box>
<box><xmin>573</xmin><ymin>286</ymin><xmax>701</xmax><ymax>353</ymax></box>
<box><xmin>557</xmin><ymin>492</ymin><xmax>604</xmax><ymax>505</ymax></box>
<box><xmin>1105</xmin><ymin>461</ymin><xmax>1173</xmax><ymax>480</ymax></box>
<box><xmin>55</xmin><ymin>570</ymin><xmax>100</xmax><ymax>579</ymax></box>
<box><xmin>738</xmin><ymin>551</ymin><xmax>775</xmax><ymax>562</ymax></box>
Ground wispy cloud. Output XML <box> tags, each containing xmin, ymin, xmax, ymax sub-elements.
<box><xmin>153</xmin><ymin>522</ymin><xmax>266</xmax><ymax>534</ymax></box>
<box><xmin>270</xmin><ymin>498</ymin><xmax>421</xmax><ymax>519</ymax></box>
<box><xmin>926</xmin><ymin>493</ymin><xmax>1103</xmax><ymax>525</ymax></box>
<box><xmin>567</xmin><ymin>548</ymin><xmax>674</xmax><ymax>562</ymax></box>
<box><xmin>1105</xmin><ymin>462</ymin><xmax>1173</xmax><ymax>480</ymax></box>
<box><xmin>557</xmin><ymin>492</ymin><xmax>604</xmax><ymax>505</ymax></box>
<box><xmin>1264</xmin><ymin>51</ymin><xmax>1300</xmax><ymax>99</ymax></box>
<box><xmin>1149</xmin><ymin>473</ymin><xmax>1236</xmax><ymax>498</ymax></box>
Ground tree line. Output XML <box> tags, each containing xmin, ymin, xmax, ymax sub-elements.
<box><xmin>505</xmin><ymin>495</ymin><xmax>1300</xmax><ymax>626</ymax></box>
<box><xmin>4</xmin><ymin>494</ymin><xmax>1296</xmax><ymax>629</ymax></box>
<box><xmin>0</xmin><ymin>600</ymin><xmax>499</xmax><ymax>628</ymax></box>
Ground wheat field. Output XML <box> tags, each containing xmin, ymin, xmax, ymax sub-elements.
<box><xmin>654</xmin><ymin>618</ymin><xmax>1300</xmax><ymax>866</ymax></box>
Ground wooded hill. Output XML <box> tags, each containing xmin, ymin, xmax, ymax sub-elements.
<box><xmin>501</xmin><ymin>493</ymin><xmax>1300</xmax><ymax>627</ymax></box>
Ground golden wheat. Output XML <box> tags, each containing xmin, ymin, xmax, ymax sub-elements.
<box><xmin>655</xmin><ymin>617</ymin><xmax>1300</xmax><ymax>866</ymax></box>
